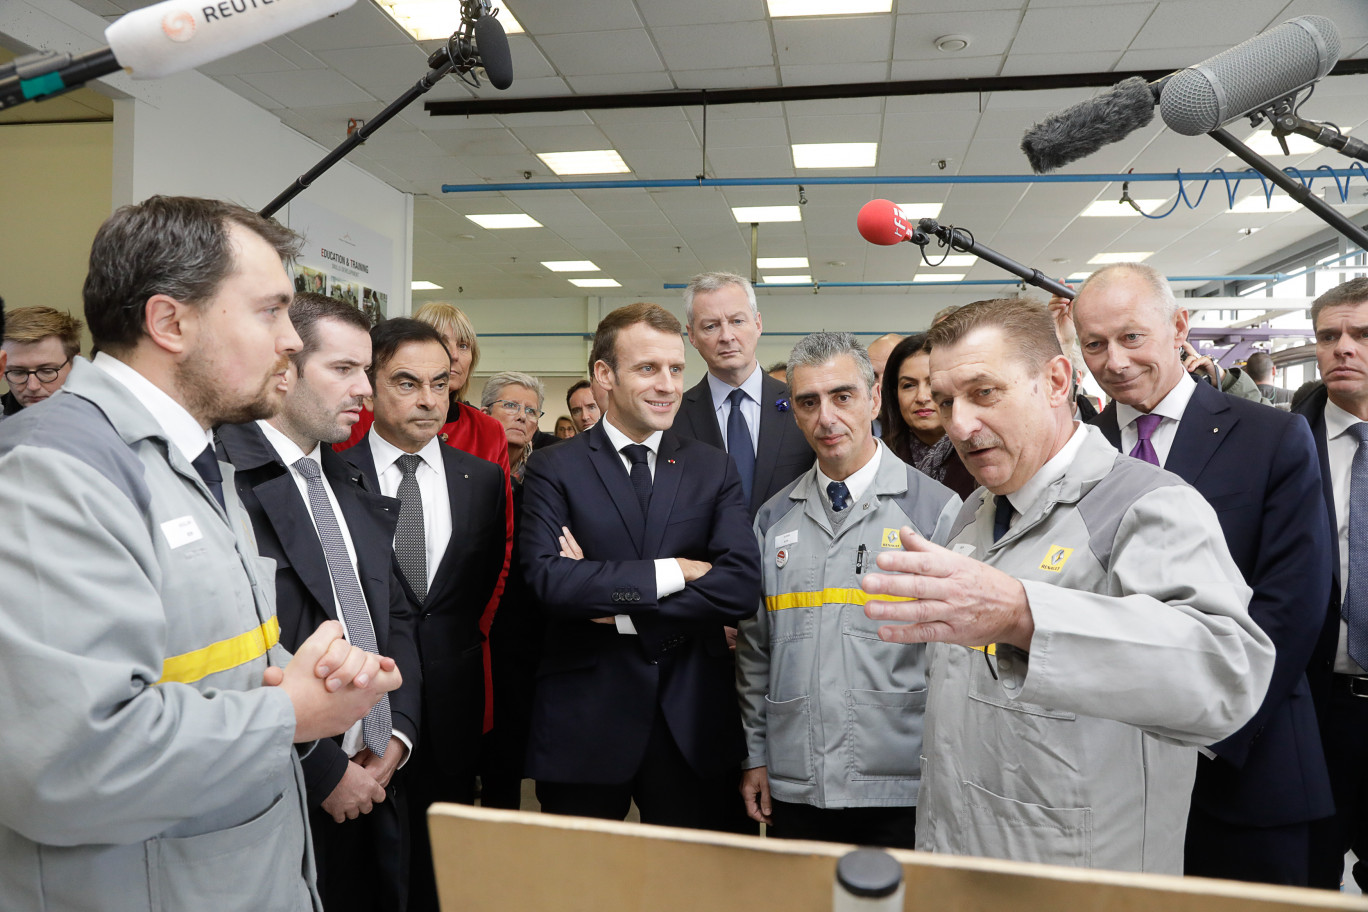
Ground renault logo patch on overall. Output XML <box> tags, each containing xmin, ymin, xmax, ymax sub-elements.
<box><xmin>1039</xmin><ymin>544</ymin><xmax>1074</xmax><ymax>572</ymax></box>
<box><xmin>880</xmin><ymin>528</ymin><xmax>901</xmax><ymax>549</ymax></box>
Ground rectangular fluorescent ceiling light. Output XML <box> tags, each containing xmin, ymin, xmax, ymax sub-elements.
<box><xmin>411</xmin><ymin>280</ymin><xmax>442</xmax><ymax>290</ymax></box>
<box><xmin>757</xmin><ymin>257</ymin><xmax>809</xmax><ymax>269</ymax></box>
<box><xmin>375</xmin><ymin>0</ymin><xmax>523</xmax><ymax>40</ymax></box>
<box><xmin>1088</xmin><ymin>252</ymin><xmax>1153</xmax><ymax>265</ymax></box>
<box><xmin>1080</xmin><ymin>199</ymin><xmax>1170</xmax><ymax>217</ymax></box>
<box><xmin>768</xmin><ymin>0</ymin><xmax>892</xmax><ymax>15</ymax></box>
<box><xmin>762</xmin><ymin>275</ymin><xmax>812</xmax><ymax>284</ymax></box>
<box><xmin>1230</xmin><ymin>131</ymin><xmax>1329</xmax><ymax>157</ymax></box>
<box><xmin>792</xmin><ymin>142</ymin><xmax>878</xmax><ymax>169</ymax></box>
<box><xmin>1227</xmin><ymin>195</ymin><xmax>1302</xmax><ymax>214</ymax></box>
<box><xmin>570</xmin><ymin>278</ymin><xmax>621</xmax><ymax>288</ymax></box>
<box><xmin>894</xmin><ymin>203</ymin><xmax>943</xmax><ymax>220</ymax></box>
<box><xmin>542</xmin><ymin>260</ymin><xmax>600</xmax><ymax>272</ymax></box>
<box><xmin>536</xmin><ymin>150</ymin><xmax>630</xmax><ymax>175</ymax></box>
<box><xmin>922</xmin><ymin>255</ymin><xmax>977</xmax><ymax>268</ymax></box>
<box><xmin>467</xmin><ymin>213</ymin><xmax>542</xmax><ymax>229</ymax></box>
<box><xmin>912</xmin><ymin>273</ymin><xmax>965</xmax><ymax>283</ymax></box>
<box><xmin>732</xmin><ymin>206</ymin><xmax>802</xmax><ymax>223</ymax></box>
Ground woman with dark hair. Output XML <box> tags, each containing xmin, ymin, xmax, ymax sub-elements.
<box><xmin>878</xmin><ymin>333</ymin><xmax>978</xmax><ymax>499</ymax></box>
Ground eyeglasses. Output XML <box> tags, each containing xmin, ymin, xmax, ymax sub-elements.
<box><xmin>491</xmin><ymin>399</ymin><xmax>543</xmax><ymax>420</ymax></box>
<box><xmin>4</xmin><ymin>358</ymin><xmax>71</xmax><ymax>385</ymax></box>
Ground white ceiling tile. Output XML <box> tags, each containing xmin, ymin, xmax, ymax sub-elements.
<box><xmin>212</xmin><ymin>74</ymin><xmax>287</xmax><ymax>112</ymax></box>
<box><xmin>784</xmin><ymin>97</ymin><xmax>885</xmax><ymax>116</ymax></box>
<box><xmin>508</xmin><ymin>124</ymin><xmax>612</xmax><ymax>152</ymax></box>
<box><xmin>653</xmin><ymin>22</ymin><xmax>776</xmax><ymax>70</ymax></box>
<box><xmin>537</xmin><ymin>30</ymin><xmax>663</xmax><ymax>76</ymax></box>
<box><xmin>773</xmin><ymin>17</ymin><xmax>894</xmax><ymax>65</ymax></box>
<box><xmin>287</xmin><ymin>2</ymin><xmax>412</xmax><ymax>52</ymax></box>
<box><xmin>601</xmin><ymin>121</ymin><xmax>701</xmax><ymax>151</ymax></box>
<box><xmin>780</xmin><ymin>62</ymin><xmax>891</xmax><ymax>85</ymax></box>
<box><xmin>636</xmin><ymin>0</ymin><xmax>767</xmax><ymax>27</ymax></box>
<box><xmin>786</xmin><ymin>114</ymin><xmax>882</xmax><ymax>143</ymax></box>
<box><xmin>697</xmin><ymin>118</ymin><xmax>790</xmax><ymax>149</ymax></box>
<box><xmin>564</xmin><ymin>73</ymin><xmax>677</xmax><ymax>94</ymax></box>
<box><xmin>199</xmin><ymin>43</ymin><xmax>299</xmax><ymax>78</ymax></box>
<box><xmin>673</xmin><ymin>66</ymin><xmax>780</xmax><ymax>89</ymax></box>
<box><xmin>314</xmin><ymin>45</ymin><xmax>434</xmax><ymax>98</ymax></box>
<box><xmin>1114</xmin><ymin>46</ymin><xmax>1228</xmax><ymax>70</ymax></box>
<box><xmin>893</xmin><ymin>11</ymin><xmax>1021</xmax><ymax>60</ymax></box>
<box><xmin>240</xmin><ymin>70</ymin><xmax>376</xmax><ymax>108</ymax></box>
<box><xmin>477</xmin><ymin>76</ymin><xmax>570</xmax><ymax>98</ymax></box>
<box><xmin>1013</xmin><ymin>3</ymin><xmax>1157</xmax><ymax>54</ymax></box>
<box><xmin>888</xmin><ymin>56</ymin><xmax>1003</xmax><ymax>80</ymax></box>
<box><xmin>504</xmin><ymin>36</ymin><xmax>557</xmax><ymax>80</ymax></box>
<box><xmin>511</xmin><ymin>0</ymin><xmax>644</xmax><ymax>35</ymax></box>
<box><xmin>1129</xmin><ymin>1</ymin><xmax>1289</xmax><ymax>50</ymax></box>
<box><xmin>263</xmin><ymin>38</ymin><xmax>328</xmax><ymax>70</ymax></box>
<box><xmin>1279</xmin><ymin>0</ymin><xmax>1368</xmax><ymax>39</ymax></box>
<box><xmin>1000</xmin><ymin>51</ymin><xmax>1121</xmax><ymax>77</ymax></box>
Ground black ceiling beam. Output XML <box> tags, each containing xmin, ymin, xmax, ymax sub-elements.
<box><xmin>425</xmin><ymin>59</ymin><xmax>1368</xmax><ymax>118</ymax></box>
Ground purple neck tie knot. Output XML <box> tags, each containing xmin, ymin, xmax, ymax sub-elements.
<box><xmin>1129</xmin><ymin>413</ymin><xmax>1163</xmax><ymax>466</ymax></box>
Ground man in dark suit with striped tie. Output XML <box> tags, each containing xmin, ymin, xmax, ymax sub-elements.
<box><xmin>520</xmin><ymin>302</ymin><xmax>761</xmax><ymax>829</ymax></box>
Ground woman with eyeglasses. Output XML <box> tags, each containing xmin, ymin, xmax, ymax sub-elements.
<box><xmin>477</xmin><ymin>371</ymin><xmax>548</xmax><ymax>810</ymax></box>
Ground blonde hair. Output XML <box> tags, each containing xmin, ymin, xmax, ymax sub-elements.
<box><xmin>413</xmin><ymin>302</ymin><xmax>480</xmax><ymax>398</ymax></box>
<box><xmin>4</xmin><ymin>306</ymin><xmax>84</xmax><ymax>359</ymax></box>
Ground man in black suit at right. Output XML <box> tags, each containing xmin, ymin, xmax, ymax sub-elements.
<box><xmin>673</xmin><ymin>272</ymin><xmax>814</xmax><ymax>518</ymax></box>
<box><xmin>1297</xmin><ymin>277</ymin><xmax>1368</xmax><ymax>891</ymax></box>
<box><xmin>520</xmin><ymin>302</ymin><xmax>761</xmax><ymax>829</ymax></box>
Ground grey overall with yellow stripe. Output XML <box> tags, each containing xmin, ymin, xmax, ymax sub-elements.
<box><xmin>737</xmin><ymin>440</ymin><xmax>960</xmax><ymax>808</ymax></box>
<box><xmin>0</xmin><ymin>358</ymin><xmax>320</xmax><ymax>912</ymax></box>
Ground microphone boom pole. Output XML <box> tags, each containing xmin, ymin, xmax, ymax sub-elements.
<box><xmin>918</xmin><ymin>218</ymin><xmax>1076</xmax><ymax>300</ymax></box>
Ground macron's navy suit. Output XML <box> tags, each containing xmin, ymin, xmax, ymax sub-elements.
<box><xmin>216</xmin><ymin>421</ymin><xmax>422</xmax><ymax>912</ymax></box>
<box><xmin>672</xmin><ymin>371</ymin><xmax>815</xmax><ymax>518</ymax></box>
<box><xmin>519</xmin><ymin>421</ymin><xmax>761</xmax><ymax>822</ymax></box>
<box><xmin>1094</xmin><ymin>379</ymin><xmax>1333</xmax><ymax>884</ymax></box>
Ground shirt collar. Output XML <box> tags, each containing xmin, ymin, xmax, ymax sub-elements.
<box><xmin>815</xmin><ymin>441</ymin><xmax>883</xmax><ymax>505</ymax></box>
<box><xmin>92</xmin><ymin>351</ymin><xmax>212</xmax><ymax>464</ymax></box>
<box><xmin>368</xmin><ymin>426</ymin><xmax>444</xmax><ymax>475</ymax></box>
<box><xmin>706</xmin><ymin>362</ymin><xmax>763</xmax><ymax>411</ymax></box>
<box><xmin>1325</xmin><ymin>396</ymin><xmax>1366</xmax><ymax>441</ymax></box>
<box><xmin>1115</xmin><ymin>369</ymin><xmax>1195</xmax><ymax>431</ymax></box>
<box><xmin>258</xmin><ymin>419</ymin><xmax>321</xmax><ymax>468</ymax></box>
<box><xmin>1004</xmin><ymin>421</ymin><xmax>1087</xmax><ymax>516</ymax></box>
<box><xmin>600</xmin><ymin>416</ymin><xmax>664</xmax><ymax>456</ymax></box>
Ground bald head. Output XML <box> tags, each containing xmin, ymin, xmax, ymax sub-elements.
<box><xmin>866</xmin><ymin>333</ymin><xmax>904</xmax><ymax>387</ymax></box>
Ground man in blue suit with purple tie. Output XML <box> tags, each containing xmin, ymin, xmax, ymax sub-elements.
<box><xmin>520</xmin><ymin>302</ymin><xmax>761</xmax><ymax>829</ymax></box>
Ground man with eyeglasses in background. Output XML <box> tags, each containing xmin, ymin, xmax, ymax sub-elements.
<box><xmin>2</xmin><ymin>306</ymin><xmax>83</xmax><ymax>419</ymax></box>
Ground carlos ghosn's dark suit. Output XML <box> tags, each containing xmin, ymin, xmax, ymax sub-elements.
<box><xmin>519</xmin><ymin>421</ymin><xmax>762</xmax><ymax>824</ymax></box>
<box><xmin>672</xmin><ymin>370</ymin><xmax>815</xmax><ymax>517</ymax></box>
<box><xmin>1093</xmin><ymin>379</ymin><xmax>1333</xmax><ymax>884</ymax></box>
<box><xmin>216</xmin><ymin>421</ymin><xmax>422</xmax><ymax>911</ymax></box>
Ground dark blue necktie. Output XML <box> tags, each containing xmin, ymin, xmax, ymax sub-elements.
<box><xmin>1345</xmin><ymin>423</ymin><xmax>1368</xmax><ymax>668</ymax></box>
<box><xmin>622</xmin><ymin>444</ymin><xmax>653</xmax><ymax>516</ymax></box>
<box><xmin>992</xmin><ymin>494</ymin><xmax>1014</xmax><ymax>542</ymax></box>
<box><xmin>727</xmin><ymin>388</ymin><xmax>756</xmax><ymax>505</ymax></box>
<box><xmin>191</xmin><ymin>445</ymin><xmax>225</xmax><ymax>511</ymax></box>
<box><xmin>827</xmin><ymin>480</ymin><xmax>851</xmax><ymax>512</ymax></box>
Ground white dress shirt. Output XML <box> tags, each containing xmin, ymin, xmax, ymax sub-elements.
<box><xmin>260</xmin><ymin>421</ymin><xmax>414</xmax><ymax>760</ymax></box>
<box><xmin>1116</xmin><ymin>371</ymin><xmax>1198</xmax><ymax>468</ymax></box>
<box><xmin>598</xmin><ymin>417</ymin><xmax>687</xmax><ymax>634</ymax></box>
<box><xmin>93</xmin><ymin>353</ymin><xmax>212</xmax><ymax>466</ymax></box>
<box><xmin>815</xmin><ymin>441</ymin><xmax>883</xmax><ymax>507</ymax></box>
<box><xmin>1000</xmin><ymin>422</ymin><xmax>1088</xmax><ymax>525</ymax></box>
<box><xmin>706</xmin><ymin>362</ymin><xmax>763</xmax><ymax>455</ymax></box>
<box><xmin>367</xmin><ymin>429</ymin><xmax>452</xmax><ymax>591</ymax></box>
<box><xmin>1323</xmin><ymin>398</ymin><xmax>1368</xmax><ymax>675</ymax></box>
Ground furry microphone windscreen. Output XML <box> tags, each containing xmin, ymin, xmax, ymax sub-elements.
<box><xmin>1020</xmin><ymin>77</ymin><xmax>1157</xmax><ymax>174</ymax></box>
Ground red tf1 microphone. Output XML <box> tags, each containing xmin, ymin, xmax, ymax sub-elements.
<box><xmin>856</xmin><ymin>199</ymin><xmax>920</xmax><ymax>246</ymax></box>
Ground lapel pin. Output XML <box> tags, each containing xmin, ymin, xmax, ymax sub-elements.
<box><xmin>1211</xmin><ymin>427</ymin><xmax>1219</xmax><ymax>433</ymax></box>
<box><xmin>668</xmin><ymin>458</ymin><xmax>676</xmax><ymax>464</ymax></box>
<box><xmin>775</xmin><ymin>397</ymin><xmax>790</xmax><ymax>412</ymax></box>
<box><xmin>440</xmin><ymin>432</ymin><xmax>449</xmax><ymax>443</ymax></box>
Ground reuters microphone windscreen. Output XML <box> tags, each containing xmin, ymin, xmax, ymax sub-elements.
<box><xmin>106</xmin><ymin>0</ymin><xmax>357</xmax><ymax>80</ymax></box>
<box><xmin>857</xmin><ymin>199</ymin><xmax>919</xmax><ymax>246</ymax></box>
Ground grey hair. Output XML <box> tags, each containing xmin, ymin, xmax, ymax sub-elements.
<box><xmin>787</xmin><ymin>332</ymin><xmax>876</xmax><ymax>392</ymax></box>
<box><xmin>683</xmin><ymin>271</ymin><xmax>757</xmax><ymax>325</ymax></box>
<box><xmin>480</xmin><ymin>370</ymin><xmax>545</xmax><ymax>411</ymax></box>
<box><xmin>1076</xmin><ymin>262</ymin><xmax>1177</xmax><ymax>319</ymax></box>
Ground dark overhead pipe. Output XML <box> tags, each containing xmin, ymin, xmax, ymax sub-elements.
<box><xmin>424</xmin><ymin>60</ymin><xmax>1368</xmax><ymax>118</ymax></box>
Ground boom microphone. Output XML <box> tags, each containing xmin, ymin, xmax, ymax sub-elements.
<box><xmin>1160</xmin><ymin>15</ymin><xmax>1339</xmax><ymax>136</ymax></box>
<box><xmin>1</xmin><ymin>0</ymin><xmax>356</xmax><ymax>109</ymax></box>
<box><xmin>856</xmin><ymin>199</ymin><xmax>925</xmax><ymax>246</ymax></box>
<box><xmin>1021</xmin><ymin>77</ymin><xmax>1158</xmax><ymax>174</ymax></box>
<box><xmin>431</xmin><ymin>0</ymin><xmax>512</xmax><ymax>91</ymax></box>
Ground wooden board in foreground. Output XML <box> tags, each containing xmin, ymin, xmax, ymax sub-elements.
<box><xmin>429</xmin><ymin>804</ymin><xmax>1368</xmax><ymax>912</ymax></box>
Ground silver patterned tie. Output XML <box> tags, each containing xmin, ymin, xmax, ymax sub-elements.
<box><xmin>394</xmin><ymin>454</ymin><xmax>428</xmax><ymax>605</ymax></box>
<box><xmin>1345</xmin><ymin>423</ymin><xmax>1368</xmax><ymax>668</ymax></box>
<box><xmin>293</xmin><ymin>457</ymin><xmax>392</xmax><ymax>756</ymax></box>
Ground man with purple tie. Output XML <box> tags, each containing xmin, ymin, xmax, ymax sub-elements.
<box><xmin>1071</xmin><ymin>262</ymin><xmax>1332</xmax><ymax>886</ymax></box>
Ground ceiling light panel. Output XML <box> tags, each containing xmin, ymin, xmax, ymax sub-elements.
<box><xmin>792</xmin><ymin>142</ymin><xmax>878</xmax><ymax>169</ymax></box>
<box><xmin>757</xmin><ymin>257</ymin><xmax>809</xmax><ymax>268</ymax></box>
<box><xmin>912</xmin><ymin>273</ymin><xmax>965</xmax><ymax>283</ymax></box>
<box><xmin>762</xmin><ymin>275</ymin><xmax>813</xmax><ymax>284</ymax></box>
<box><xmin>467</xmin><ymin>213</ymin><xmax>542</xmax><ymax>229</ymax></box>
<box><xmin>411</xmin><ymin>280</ymin><xmax>443</xmax><ymax>290</ymax></box>
<box><xmin>768</xmin><ymin>0</ymin><xmax>892</xmax><ymax>16</ymax></box>
<box><xmin>570</xmin><ymin>278</ymin><xmax>621</xmax><ymax>288</ymax></box>
<box><xmin>1088</xmin><ymin>252</ymin><xmax>1153</xmax><ymax>265</ymax></box>
<box><xmin>921</xmin><ymin>255</ymin><xmax>977</xmax><ymax>268</ymax></box>
<box><xmin>376</xmin><ymin>0</ymin><xmax>523</xmax><ymax>40</ymax></box>
<box><xmin>536</xmin><ymin>150</ymin><xmax>630</xmax><ymax>175</ymax></box>
<box><xmin>542</xmin><ymin>260</ymin><xmax>600</xmax><ymax>272</ymax></box>
<box><xmin>1227</xmin><ymin>195</ymin><xmax>1302</xmax><ymax>214</ymax></box>
<box><xmin>732</xmin><ymin>206</ymin><xmax>803</xmax><ymax>223</ymax></box>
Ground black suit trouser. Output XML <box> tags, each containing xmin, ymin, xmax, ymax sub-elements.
<box><xmin>1308</xmin><ymin>680</ymin><xmax>1368</xmax><ymax>890</ymax></box>
<box><xmin>309</xmin><ymin>777</ymin><xmax>410</xmax><ymax>912</ymax></box>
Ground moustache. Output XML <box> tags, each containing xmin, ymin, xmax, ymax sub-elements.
<box><xmin>956</xmin><ymin>432</ymin><xmax>1003</xmax><ymax>452</ymax></box>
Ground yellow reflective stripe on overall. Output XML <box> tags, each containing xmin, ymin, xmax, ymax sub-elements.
<box><xmin>157</xmin><ymin>616</ymin><xmax>281</xmax><ymax>685</ymax></box>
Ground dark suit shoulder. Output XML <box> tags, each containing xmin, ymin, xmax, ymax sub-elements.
<box><xmin>440</xmin><ymin>440</ymin><xmax>505</xmax><ymax>481</ymax></box>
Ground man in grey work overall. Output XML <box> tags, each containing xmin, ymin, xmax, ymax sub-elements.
<box><xmin>860</xmin><ymin>297</ymin><xmax>1274</xmax><ymax>874</ymax></box>
<box><xmin>737</xmin><ymin>332</ymin><xmax>959</xmax><ymax>848</ymax></box>
<box><xmin>0</xmin><ymin>196</ymin><xmax>402</xmax><ymax>912</ymax></box>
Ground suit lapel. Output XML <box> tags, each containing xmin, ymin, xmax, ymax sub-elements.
<box><xmin>1303</xmin><ymin>391</ymin><xmax>1341</xmax><ymax>588</ymax></box>
<box><xmin>423</xmin><ymin>446</ymin><xmax>468</xmax><ymax>606</ymax></box>
<box><xmin>643</xmin><ymin>433</ymin><xmax>684</xmax><ymax>557</ymax></box>
<box><xmin>1167</xmin><ymin>381</ymin><xmax>1233</xmax><ymax>481</ymax></box>
<box><xmin>341</xmin><ymin>438</ymin><xmax>382</xmax><ymax>492</ymax></box>
<box><xmin>752</xmin><ymin>372</ymin><xmax>789</xmax><ymax>512</ymax></box>
<box><xmin>587</xmin><ymin>423</ymin><xmax>647</xmax><ymax>553</ymax></box>
<box><xmin>680</xmin><ymin>376</ymin><xmax>725</xmax><ymax>448</ymax></box>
